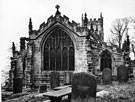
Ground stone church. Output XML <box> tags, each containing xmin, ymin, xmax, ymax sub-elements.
<box><xmin>9</xmin><ymin>5</ymin><xmax>131</xmax><ymax>91</ymax></box>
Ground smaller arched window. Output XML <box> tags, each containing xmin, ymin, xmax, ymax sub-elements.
<box><xmin>100</xmin><ymin>50</ymin><xmax>112</xmax><ymax>71</ymax></box>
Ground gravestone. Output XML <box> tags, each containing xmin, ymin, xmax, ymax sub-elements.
<box><xmin>102</xmin><ymin>68</ymin><xmax>112</xmax><ymax>84</ymax></box>
<box><xmin>96</xmin><ymin>75</ymin><xmax>102</xmax><ymax>84</ymax></box>
<box><xmin>59</xmin><ymin>71</ymin><xmax>65</xmax><ymax>86</ymax></box>
<box><xmin>64</xmin><ymin>72</ymin><xmax>73</xmax><ymax>85</ymax></box>
<box><xmin>50</xmin><ymin>71</ymin><xmax>60</xmax><ymax>88</ymax></box>
<box><xmin>117</xmin><ymin>65</ymin><xmax>129</xmax><ymax>82</ymax></box>
<box><xmin>13</xmin><ymin>78</ymin><xmax>22</xmax><ymax>94</ymax></box>
<box><xmin>72</xmin><ymin>72</ymin><xmax>97</xmax><ymax>102</ymax></box>
<box><xmin>39</xmin><ymin>84</ymin><xmax>47</xmax><ymax>93</ymax></box>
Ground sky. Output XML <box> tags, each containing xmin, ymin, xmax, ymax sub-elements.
<box><xmin>0</xmin><ymin>0</ymin><xmax>135</xmax><ymax>83</ymax></box>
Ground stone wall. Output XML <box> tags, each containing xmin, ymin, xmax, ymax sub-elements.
<box><xmin>27</xmin><ymin>22</ymin><xmax>88</xmax><ymax>87</ymax></box>
<box><xmin>9</xmin><ymin>6</ymin><xmax>128</xmax><ymax>92</ymax></box>
<box><xmin>75</xmin><ymin>37</ymin><xmax>88</xmax><ymax>72</ymax></box>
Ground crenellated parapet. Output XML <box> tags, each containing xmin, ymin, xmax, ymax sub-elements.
<box><xmin>82</xmin><ymin>13</ymin><xmax>103</xmax><ymax>30</ymax></box>
<box><xmin>28</xmin><ymin>5</ymin><xmax>104</xmax><ymax>42</ymax></box>
<box><xmin>82</xmin><ymin>13</ymin><xmax>104</xmax><ymax>42</ymax></box>
<box><xmin>28</xmin><ymin>6</ymin><xmax>87</xmax><ymax>39</ymax></box>
<box><xmin>37</xmin><ymin>15</ymin><xmax>80</xmax><ymax>35</ymax></box>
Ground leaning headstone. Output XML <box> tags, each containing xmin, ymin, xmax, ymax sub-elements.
<box><xmin>72</xmin><ymin>72</ymin><xmax>97</xmax><ymax>102</ymax></box>
<box><xmin>50</xmin><ymin>71</ymin><xmax>60</xmax><ymax>88</ymax></box>
<box><xmin>64</xmin><ymin>71</ymin><xmax>73</xmax><ymax>85</ymax></box>
<box><xmin>13</xmin><ymin>78</ymin><xmax>22</xmax><ymax>94</ymax></box>
<box><xmin>96</xmin><ymin>75</ymin><xmax>102</xmax><ymax>84</ymax></box>
<box><xmin>117</xmin><ymin>65</ymin><xmax>129</xmax><ymax>82</ymax></box>
<box><xmin>102</xmin><ymin>68</ymin><xmax>112</xmax><ymax>84</ymax></box>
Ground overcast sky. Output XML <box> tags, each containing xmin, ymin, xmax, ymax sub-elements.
<box><xmin>0</xmin><ymin>0</ymin><xmax>135</xmax><ymax>82</ymax></box>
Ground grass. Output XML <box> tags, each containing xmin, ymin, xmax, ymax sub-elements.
<box><xmin>3</xmin><ymin>79</ymin><xmax>135</xmax><ymax>102</ymax></box>
<box><xmin>97</xmin><ymin>79</ymin><xmax>135</xmax><ymax>102</ymax></box>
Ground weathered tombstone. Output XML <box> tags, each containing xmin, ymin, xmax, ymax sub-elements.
<box><xmin>72</xmin><ymin>72</ymin><xmax>97</xmax><ymax>102</ymax></box>
<box><xmin>117</xmin><ymin>65</ymin><xmax>129</xmax><ymax>82</ymax></box>
<box><xmin>59</xmin><ymin>71</ymin><xmax>65</xmax><ymax>86</ymax></box>
<box><xmin>39</xmin><ymin>84</ymin><xmax>47</xmax><ymax>93</ymax></box>
<box><xmin>96</xmin><ymin>75</ymin><xmax>102</xmax><ymax>84</ymax></box>
<box><xmin>102</xmin><ymin>68</ymin><xmax>112</xmax><ymax>84</ymax></box>
<box><xmin>50</xmin><ymin>71</ymin><xmax>60</xmax><ymax>88</ymax></box>
<box><xmin>13</xmin><ymin>78</ymin><xmax>22</xmax><ymax>94</ymax></box>
<box><xmin>64</xmin><ymin>71</ymin><xmax>73</xmax><ymax>85</ymax></box>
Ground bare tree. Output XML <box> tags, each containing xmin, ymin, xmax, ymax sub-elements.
<box><xmin>131</xmin><ymin>39</ymin><xmax>135</xmax><ymax>59</ymax></box>
<box><xmin>1</xmin><ymin>69</ymin><xmax>9</xmax><ymax>86</ymax></box>
<box><xmin>109</xmin><ymin>18</ymin><xmax>131</xmax><ymax>51</ymax></box>
<box><xmin>129</xmin><ymin>19</ymin><xmax>135</xmax><ymax>59</ymax></box>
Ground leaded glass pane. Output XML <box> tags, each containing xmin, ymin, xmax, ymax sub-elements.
<box><xmin>69</xmin><ymin>47</ymin><xmax>74</xmax><ymax>70</ymax></box>
<box><xmin>56</xmin><ymin>47</ymin><xmax>61</xmax><ymax>70</ymax></box>
<box><xmin>50</xmin><ymin>48</ymin><xmax>55</xmax><ymax>70</ymax></box>
<box><xmin>43</xmin><ymin>28</ymin><xmax>74</xmax><ymax>71</ymax></box>
<box><xmin>44</xmin><ymin>48</ymin><xmax>49</xmax><ymax>70</ymax></box>
<box><xmin>62</xmin><ymin>47</ymin><xmax>68</xmax><ymax>70</ymax></box>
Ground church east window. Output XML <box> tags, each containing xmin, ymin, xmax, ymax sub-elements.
<box><xmin>43</xmin><ymin>28</ymin><xmax>74</xmax><ymax>71</ymax></box>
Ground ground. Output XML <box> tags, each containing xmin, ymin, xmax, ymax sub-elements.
<box><xmin>97</xmin><ymin>80</ymin><xmax>135</xmax><ymax>101</ymax></box>
<box><xmin>2</xmin><ymin>79</ymin><xmax>135</xmax><ymax>102</ymax></box>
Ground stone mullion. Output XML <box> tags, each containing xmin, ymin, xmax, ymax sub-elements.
<box><xmin>54</xmin><ymin>30</ymin><xmax>57</xmax><ymax>71</ymax></box>
<box><xmin>60</xmin><ymin>30</ymin><xmax>63</xmax><ymax>71</ymax></box>
<box><xmin>54</xmin><ymin>34</ymin><xmax>56</xmax><ymax>71</ymax></box>
<box><xmin>67</xmin><ymin>38</ymin><xmax>69</xmax><ymax>71</ymax></box>
<box><xmin>68</xmin><ymin>47</ymin><xmax>70</xmax><ymax>71</ymax></box>
<box><xmin>48</xmin><ymin>38</ymin><xmax>50</xmax><ymax>71</ymax></box>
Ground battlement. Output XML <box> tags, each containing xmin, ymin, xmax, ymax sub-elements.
<box><xmin>81</xmin><ymin>13</ymin><xmax>103</xmax><ymax>31</ymax></box>
<box><xmin>28</xmin><ymin>6</ymin><xmax>103</xmax><ymax>39</ymax></box>
<box><xmin>89</xmin><ymin>18</ymin><xmax>102</xmax><ymax>23</ymax></box>
<box><xmin>29</xmin><ymin>13</ymin><xmax>82</xmax><ymax>38</ymax></box>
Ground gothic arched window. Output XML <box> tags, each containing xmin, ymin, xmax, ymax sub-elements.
<box><xmin>43</xmin><ymin>28</ymin><xmax>75</xmax><ymax>71</ymax></box>
<box><xmin>100</xmin><ymin>50</ymin><xmax>112</xmax><ymax>71</ymax></box>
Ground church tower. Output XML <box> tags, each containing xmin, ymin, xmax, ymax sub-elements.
<box><xmin>82</xmin><ymin>13</ymin><xmax>104</xmax><ymax>42</ymax></box>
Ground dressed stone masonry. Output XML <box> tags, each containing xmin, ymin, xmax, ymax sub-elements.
<box><xmin>8</xmin><ymin>5</ymin><xmax>131</xmax><ymax>92</ymax></box>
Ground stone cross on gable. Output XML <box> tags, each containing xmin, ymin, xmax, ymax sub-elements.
<box><xmin>55</xmin><ymin>5</ymin><xmax>61</xmax><ymax>16</ymax></box>
<box><xmin>55</xmin><ymin>5</ymin><xmax>60</xmax><ymax>10</ymax></box>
